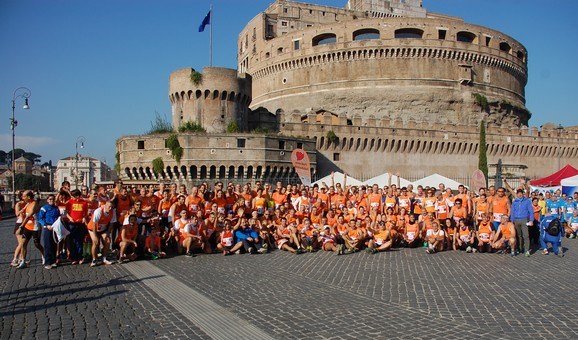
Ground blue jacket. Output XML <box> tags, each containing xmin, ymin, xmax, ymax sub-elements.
<box><xmin>540</xmin><ymin>215</ymin><xmax>563</xmax><ymax>242</ymax></box>
<box><xmin>510</xmin><ymin>196</ymin><xmax>533</xmax><ymax>221</ymax></box>
<box><xmin>235</xmin><ymin>227</ymin><xmax>259</xmax><ymax>241</ymax></box>
<box><xmin>38</xmin><ymin>203</ymin><xmax>61</xmax><ymax>226</ymax></box>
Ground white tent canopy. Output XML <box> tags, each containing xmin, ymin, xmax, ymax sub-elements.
<box><xmin>561</xmin><ymin>174</ymin><xmax>578</xmax><ymax>186</ymax></box>
<box><xmin>312</xmin><ymin>172</ymin><xmax>363</xmax><ymax>188</ymax></box>
<box><xmin>363</xmin><ymin>173</ymin><xmax>412</xmax><ymax>188</ymax></box>
<box><xmin>412</xmin><ymin>173</ymin><xmax>465</xmax><ymax>190</ymax></box>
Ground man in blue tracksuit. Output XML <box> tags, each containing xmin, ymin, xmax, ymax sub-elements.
<box><xmin>539</xmin><ymin>215</ymin><xmax>564</xmax><ymax>257</ymax></box>
<box><xmin>234</xmin><ymin>218</ymin><xmax>266</xmax><ymax>254</ymax></box>
<box><xmin>38</xmin><ymin>194</ymin><xmax>61</xmax><ymax>269</ymax></box>
<box><xmin>510</xmin><ymin>189</ymin><xmax>534</xmax><ymax>256</ymax></box>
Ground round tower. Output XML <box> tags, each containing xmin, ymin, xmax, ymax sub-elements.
<box><xmin>169</xmin><ymin>67</ymin><xmax>252</xmax><ymax>133</ymax></box>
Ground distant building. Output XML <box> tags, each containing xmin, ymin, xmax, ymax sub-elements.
<box><xmin>14</xmin><ymin>156</ymin><xmax>33</xmax><ymax>175</ymax></box>
<box><xmin>55</xmin><ymin>156</ymin><xmax>115</xmax><ymax>190</ymax></box>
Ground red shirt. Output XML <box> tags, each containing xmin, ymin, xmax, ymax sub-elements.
<box><xmin>66</xmin><ymin>198</ymin><xmax>88</xmax><ymax>222</ymax></box>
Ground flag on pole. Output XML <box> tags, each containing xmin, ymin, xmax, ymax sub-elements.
<box><xmin>198</xmin><ymin>10</ymin><xmax>211</xmax><ymax>32</ymax></box>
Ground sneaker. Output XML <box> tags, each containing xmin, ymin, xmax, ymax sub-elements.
<box><xmin>10</xmin><ymin>259</ymin><xmax>19</xmax><ymax>267</ymax></box>
<box><xmin>51</xmin><ymin>263</ymin><xmax>57</xmax><ymax>268</ymax></box>
<box><xmin>366</xmin><ymin>247</ymin><xmax>372</xmax><ymax>254</ymax></box>
<box><xmin>426</xmin><ymin>248</ymin><xmax>432</xmax><ymax>254</ymax></box>
<box><xmin>71</xmin><ymin>260</ymin><xmax>79</xmax><ymax>265</ymax></box>
<box><xmin>16</xmin><ymin>260</ymin><xmax>26</xmax><ymax>269</ymax></box>
<box><xmin>511</xmin><ymin>251</ymin><xmax>517</xmax><ymax>257</ymax></box>
<box><xmin>185</xmin><ymin>252</ymin><xmax>193</xmax><ymax>257</ymax></box>
<box><xmin>541</xmin><ymin>249</ymin><xmax>548</xmax><ymax>255</ymax></box>
<box><xmin>466</xmin><ymin>246</ymin><xmax>472</xmax><ymax>253</ymax></box>
<box><xmin>90</xmin><ymin>260</ymin><xmax>98</xmax><ymax>267</ymax></box>
<box><xmin>102</xmin><ymin>259</ymin><xmax>113</xmax><ymax>265</ymax></box>
<box><xmin>335</xmin><ymin>244</ymin><xmax>342</xmax><ymax>256</ymax></box>
<box><xmin>257</xmin><ymin>247</ymin><xmax>267</xmax><ymax>254</ymax></box>
<box><xmin>44</xmin><ymin>265</ymin><xmax>53</xmax><ymax>270</ymax></box>
<box><xmin>525</xmin><ymin>251</ymin><xmax>531</xmax><ymax>257</ymax></box>
<box><xmin>262</xmin><ymin>243</ymin><xmax>268</xmax><ymax>250</ymax></box>
<box><xmin>41</xmin><ymin>255</ymin><xmax>45</xmax><ymax>265</ymax></box>
<box><xmin>234</xmin><ymin>250</ymin><xmax>241</xmax><ymax>255</ymax></box>
<box><xmin>557</xmin><ymin>247</ymin><xmax>564</xmax><ymax>257</ymax></box>
<box><xmin>472</xmin><ymin>248</ymin><xmax>478</xmax><ymax>253</ymax></box>
<box><xmin>496</xmin><ymin>249</ymin><xmax>504</xmax><ymax>255</ymax></box>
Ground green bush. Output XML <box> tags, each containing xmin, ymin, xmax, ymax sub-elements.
<box><xmin>147</xmin><ymin>111</ymin><xmax>173</xmax><ymax>134</ymax></box>
<box><xmin>473</xmin><ymin>93</ymin><xmax>489</xmax><ymax>112</ymax></box>
<box><xmin>178</xmin><ymin>121</ymin><xmax>206</xmax><ymax>133</ymax></box>
<box><xmin>326</xmin><ymin>130</ymin><xmax>338</xmax><ymax>143</ymax></box>
<box><xmin>165</xmin><ymin>134</ymin><xmax>183</xmax><ymax>163</ymax></box>
<box><xmin>227</xmin><ymin>121</ymin><xmax>240</xmax><ymax>133</ymax></box>
<box><xmin>190</xmin><ymin>70</ymin><xmax>203</xmax><ymax>85</ymax></box>
<box><xmin>152</xmin><ymin>157</ymin><xmax>164</xmax><ymax>176</ymax></box>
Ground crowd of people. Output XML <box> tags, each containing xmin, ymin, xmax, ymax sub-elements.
<box><xmin>9</xmin><ymin>173</ymin><xmax>578</xmax><ymax>270</ymax></box>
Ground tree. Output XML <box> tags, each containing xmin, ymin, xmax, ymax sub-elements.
<box><xmin>478</xmin><ymin>120</ymin><xmax>488</xmax><ymax>186</ymax></box>
<box><xmin>4</xmin><ymin>149</ymin><xmax>42</xmax><ymax>163</ymax></box>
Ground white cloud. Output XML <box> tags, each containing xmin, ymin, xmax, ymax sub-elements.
<box><xmin>0</xmin><ymin>134</ymin><xmax>58</xmax><ymax>150</ymax></box>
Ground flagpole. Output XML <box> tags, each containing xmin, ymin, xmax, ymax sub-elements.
<box><xmin>210</xmin><ymin>4</ymin><xmax>213</xmax><ymax>67</ymax></box>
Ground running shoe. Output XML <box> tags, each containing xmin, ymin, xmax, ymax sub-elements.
<box><xmin>557</xmin><ymin>247</ymin><xmax>564</xmax><ymax>257</ymax></box>
<box><xmin>41</xmin><ymin>255</ymin><xmax>45</xmax><ymax>265</ymax></box>
<box><xmin>90</xmin><ymin>260</ymin><xmax>98</xmax><ymax>267</ymax></box>
<box><xmin>102</xmin><ymin>259</ymin><xmax>113</xmax><ymax>265</ymax></box>
<box><xmin>16</xmin><ymin>260</ymin><xmax>26</xmax><ymax>269</ymax></box>
<box><xmin>44</xmin><ymin>265</ymin><xmax>53</xmax><ymax>270</ymax></box>
<box><xmin>524</xmin><ymin>251</ymin><xmax>531</xmax><ymax>257</ymax></box>
<box><xmin>541</xmin><ymin>249</ymin><xmax>548</xmax><ymax>255</ymax></box>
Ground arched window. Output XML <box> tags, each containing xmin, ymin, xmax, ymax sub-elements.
<box><xmin>353</xmin><ymin>28</ymin><xmax>380</xmax><ymax>41</ymax></box>
<box><xmin>394</xmin><ymin>28</ymin><xmax>423</xmax><ymax>39</ymax></box>
<box><xmin>516</xmin><ymin>51</ymin><xmax>525</xmax><ymax>61</ymax></box>
<box><xmin>500</xmin><ymin>42</ymin><xmax>511</xmax><ymax>53</ymax></box>
<box><xmin>457</xmin><ymin>31</ymin><xmax>476</xmax><ymax>43</ymax></box>
<box><xmin>312</xmin><ymin>33</ymin><xmax>337</xmax><ymax>46</ymax></box>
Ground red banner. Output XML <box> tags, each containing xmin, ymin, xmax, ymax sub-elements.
<box><xmin>291</xmin><ymin>149</ymin><xmax>311</xmax><ymax>186</ymax></box>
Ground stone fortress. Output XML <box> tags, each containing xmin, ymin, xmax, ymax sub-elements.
<box><xmin>117</xmin><ymin>0</ymin><xmax>577</xmax><ymax>185</ymax></box>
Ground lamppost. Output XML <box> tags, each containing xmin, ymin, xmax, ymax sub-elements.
<box><xmin>74</xmin><ymin>136</ymin><xmax>86</xmax><ymax>189</ymax></box>
<box><xmin>556</xmin><ymin>124</ymin><xmax>564</xmax><ymax>170</ymax></box>
<box><xmin>10</xmin><ymin>87</ymin><xmax>31</xmax><ymax>208</ymax></box>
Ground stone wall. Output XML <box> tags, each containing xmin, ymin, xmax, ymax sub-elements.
<box><xmin>238</xmin><ymin>1</ymin><xmax>528</xmax><ymax>127</ymax></box>
<box><xmin>117</xmin><ymin>133</ymin><xmax>316</xmax><ymax>183</ymax></box>
<box><xmin>168</xmin><ymin>67</ymin><xmax>252</xmax><ymax>133</ymax></box>
<box><xmin>277</xmin><ymin>111</ymin><xmax>578</xmax><ymax>178</ymax></box>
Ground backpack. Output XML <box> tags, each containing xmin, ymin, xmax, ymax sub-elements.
<box><xmin>546</xmin><ymin>218</ymin><xmax>561</xmax><ymax>237</ymax></box>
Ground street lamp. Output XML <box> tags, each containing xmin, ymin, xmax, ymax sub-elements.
<box><xmin>74</xmin><ymin>136</ymin><xmax>86</xmax><ymax>189</ymax></box>
<box><xmin>11</xmin><ymin>87</ymin><xmax>31</xmax><ymax>209</ymax></box>
<box><xmin>556</xmin><ymin>124</ymin><xmax>564</xmax><ymax>170</ymax></box>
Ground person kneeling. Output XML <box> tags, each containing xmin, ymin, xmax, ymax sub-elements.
<box><xmin>454</xmin><ymin>219</ymin><xmax>474</xmax><ymax>253</ymax></box>
<box><xmin>492</xmin><ymin>215</ymin><xmax>517</xmax><ymax>256</ymax></box>
<box><xmin>118</xmin><ymin>214</ymin><xmax>139</xmax><ymax>263</ymax></box>
<box><xmin>426</xmin><ymin>221</ymin><xmax>445</xmax><ymax>254</ymax></box>
<box><xmin>144</xmin><ymin>225</ymin><xmax>166</xmax><ymax>260</ymax></box>
<box><xmin>540</xmin><ymin>216</ymin><xmax>564</xmax><ymax>257</ymax></box>
<box><xmin>476</xmin><ymin>214</ymin><xmax>495</xmax><ymax>253</ymax></box>
<box><xmin>367</xmin><ymin>221</ymin><xmax>392</xmax><ymax>254</ymax></box>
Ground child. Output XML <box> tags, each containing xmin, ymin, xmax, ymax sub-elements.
<box><xmin>145</xmin><ymin>225</ymin><xmax>166</xmax><ymax>259</ymax></box>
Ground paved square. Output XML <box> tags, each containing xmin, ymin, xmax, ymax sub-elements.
<box><xmin>2</xmin><ymin>217</ymin><xmax>577</xmax><ymax>339</ymax></box>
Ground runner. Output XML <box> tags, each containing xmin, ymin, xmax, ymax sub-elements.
<box><xmin>493</xmin><ymin>215</ymin><xmax>517</xmax><ymax>256</ymax></box>
<box><xmin>87</xmin><ymin>201</ymin><xmax>116</xmax><ymax>266</ymax></box>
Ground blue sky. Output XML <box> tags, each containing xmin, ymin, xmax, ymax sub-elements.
<box><xmin>1</xmin><ymin>0</ymin><xmax>577</xmax><ymax>166</ymax></box>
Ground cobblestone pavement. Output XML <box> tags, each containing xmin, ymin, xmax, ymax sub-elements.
<box><xmin>2</xmin><ymin>215</ymin><xmax>578</xmax><ymax>339</ymax></box>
